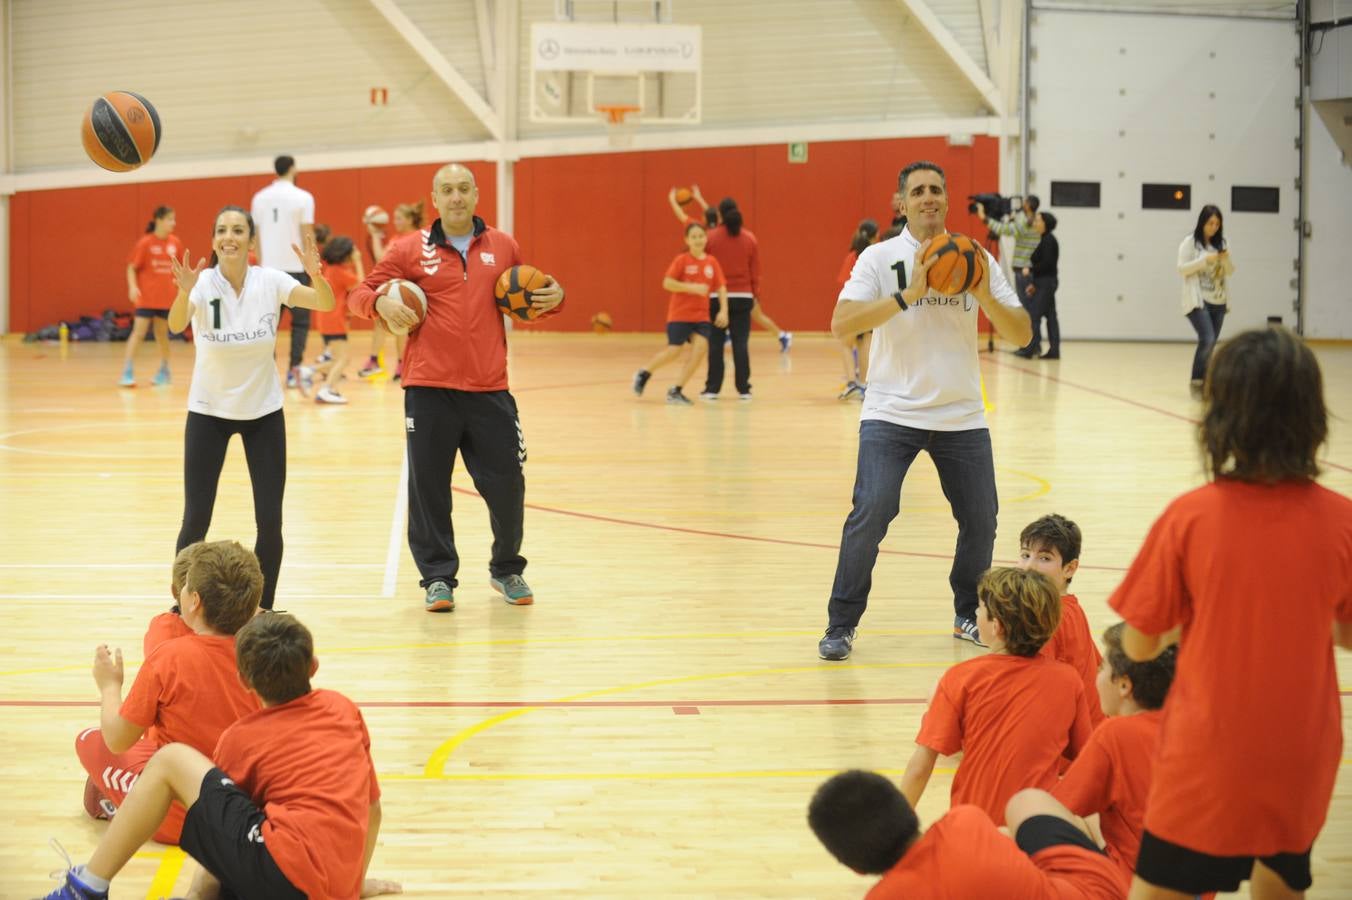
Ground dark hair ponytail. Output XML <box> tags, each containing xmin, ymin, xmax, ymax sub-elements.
<box><xmin>723</xmin><ymin>207</ymin><xmax>743</xmax><ymax>237</ymax></box>
<box><xmin>850</xmin><ymin>219</ymin><xmax>879</xmax><ymax>254</ymax></box>
<box><xmin>207</xmin><ymin>205</ymin><xmax>257</xmax><ymax>268</ymax></box>
<box><xmin>145</xmin><ymin>205</ymin><xmax>173</xmax><ymax>233</ymax></box>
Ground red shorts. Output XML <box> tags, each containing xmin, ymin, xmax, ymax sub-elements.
<box><xmin>75</xmin><ymin>727</ymin><xmax>186</xmax><ymax>844</ymax></box>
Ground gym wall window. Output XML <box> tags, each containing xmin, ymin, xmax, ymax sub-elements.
<box><xmin>1142</xmin><ymin>184</ymin><xmax>1191</xmax><ymax>210</ymax></box>
<box><xmin>1050</xmin><ymin>181</ymin><xmax>1101</xmax><ymax>208</ymax></box>
<box><xmin>1232</xmin><ymin>186</ymin><xmax>1279</xmax><ymax>213</ymax></box>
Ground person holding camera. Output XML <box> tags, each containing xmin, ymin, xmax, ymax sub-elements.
<box><xmin>1178</xmin><ymin>204</ymin><xmax>1235</xmax><ymax>397</ymax></box>
<box><xmin>979</xmin><ymin>195</ymin><xmax>1042</xmax><ymax>357</ymax></box>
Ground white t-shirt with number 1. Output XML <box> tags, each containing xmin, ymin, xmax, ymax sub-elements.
<box><xmin>839</xmin><ymin>227</ymin><xmax>1023</xmax><ymax>431</ymax></box>
<box><xmin>187</xmin><ymin>267</ymin><xmax>300</xmax><ymax>421</ymax></box>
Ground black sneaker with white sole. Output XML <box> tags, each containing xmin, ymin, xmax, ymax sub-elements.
<box><xmin>818</xmin><ymin>626</ymin><xmax>856</xmax><ymax>660</ymax></box>
<box><xmin>953</xmin><ymin>615</ymin><xmax>987</xmax><ymax>647</ymax></box>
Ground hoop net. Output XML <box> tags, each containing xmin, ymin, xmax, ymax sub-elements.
<box><xmin>596</xmin><ymin>105</ymin><xmax>640</xmax><ymax>148</ymax></box>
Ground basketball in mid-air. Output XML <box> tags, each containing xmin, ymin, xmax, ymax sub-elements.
<box><xmin>376</xmin><ymin>279</ymin><xmax>427</xmax><ymax>335</ymax></box>
<box><xmin>81</xmin><ymin>91</ymin><xmax>161</xmax><ymax>172</ymax></box>
<box><xmin>674</xmin><ymin>187</ymin><xmax>694</xmax><ymax>206</ymax></box>
<box><xmin>922</xmin><ymin>233</ymin><xmax>985</xmax><ymax>296</ymax></box>
<box><xmin>495</xmin><ymin>265</ymin><xmax>551</xmax><ymax>321</ymax></box>
<box><xmin>591</xmin><ymin>312</ymin><xmax>613</xmax><ymax>334</ymax></box>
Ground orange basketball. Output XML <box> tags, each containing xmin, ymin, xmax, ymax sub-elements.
<box><xmin>921</xmin><ymin>232</ymin><xmax>986</xmax><ymax>296</ymax></box>
<box><xmin>674</xmin><ymin>187</ymin><xmax>693</xmax><ymax>206</ymax></box>
<box><xmin>495</xmin><ymin>265</ymin><xmax>551</xmax><ymax>321</ymax></box>
<box><xmin>591</xmin><ymin>311</ymin><xmax>613</xmax><ymax>334</ymax></box>
<box><xmin>81</xmin><ymin>91</ymin><xmax>161</xmax><ymax>172</ymax></box>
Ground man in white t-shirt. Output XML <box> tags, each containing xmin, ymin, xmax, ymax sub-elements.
<box><xmin>818</xmin><ymin>161</ymin><xmax>1032</xmax><ymax>661</ymax></box>
<box><xmin>250</xmin><ymin>155</ymin><xmax>316</xmax><ymax>384</ymax></box>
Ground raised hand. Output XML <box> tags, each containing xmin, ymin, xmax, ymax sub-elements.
<box><xmin>171</xmin><ymin>250</ymin><xmax>207</xmax><ymax>296</ymax></box>
<box><xmin>291</xmin><ymin>232</ymin><xmax>323</xmax><ymax>281</ymax></box>
<box><xmin>93</xmin><ymin>644</ymin><xmax>124</xmax><ymax>691</ymax></box>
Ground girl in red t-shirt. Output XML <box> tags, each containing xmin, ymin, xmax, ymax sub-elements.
<box><xmin>360</xmin><ymin>200</ymin><xmax>424</xmax><ymax>380</ymax></box>
<box><xmin>1111</xmin><ymin>326</ymin><xmax>1352</xmax><ymax>898</ymax></box>
<box><xmin>835</xmin><ymin>218</ymin><xmax>878</xmax><ymax>400</ymax></box>
<box><xmin>120</xmin><ymin>206</ymin><xmax>184</xmax><ymax>387</ymax></box>
<box><xmin>310</xmin><ymin>236</ymin><xmax>360</xmax><ymax>404</ymax></box>
<box><xmin>631</xmin><ymin>222</ymin><xmax>729</xmax><ymax>405</ymax></box>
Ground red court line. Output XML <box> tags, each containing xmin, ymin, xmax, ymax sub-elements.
<box><xmin>983</xmin><ymin>356</ymin><xmax>1352</xmax><ymax>475</ymax></box>
<box><xmin>5</xmin><ymin>693</ymin><xmax>1350</xmax><ymax>709</ymax></box>
<box><xmin>450</xmin><ymin>486</ymin><xmax>1131</xmax><ymax>572</ymax></box>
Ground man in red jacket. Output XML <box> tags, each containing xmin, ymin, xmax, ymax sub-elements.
<box><xmin>349</xmin><ymin>163</ymin><xmax>565</xmax><ymax>612</ymax></box>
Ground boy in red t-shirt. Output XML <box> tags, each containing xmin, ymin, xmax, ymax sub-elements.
<box><xmin>42</xmin><ymin>613</ymin><xmax>400</xmax><ymax>900</ymax></box>
<box><xmin>1018</xmin><ymin>513</ymin><xmax>1106</xmax><ymax>727</ymax></box>
<box><xmin>1110</xmin><ymin>327</ymin><xmax>1352</xmax><ymax>898</ymax></box>
<box><xmin>631</xmin><ymin>221</ymin><xmax>729</xmax><ymax>405</ymax></box>
<box><xmin>809</xmin><ymin>769</ymin><xmax>1128</xmax><ymax>899</ymax></box>
<box><xmin>900</xmin><ymin>567</ymin><xmax>1093</xmax><ymax>824</ymax></box>
<box><xmin>310</xmin><ymin>235</ymin><xmax>361</xmax><ymax>405</ymax></box>
<box><xmin>74</xmin><ymin>541</ymin><xmax>262</xmax><ymax>845</ymax></box>
<box><xmin>1053</xmin><ymin>622</ymin><xmax>1177</xmax><ymax>882</ymax></box>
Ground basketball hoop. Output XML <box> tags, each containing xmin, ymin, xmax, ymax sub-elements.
<box><xmin>596</xmin><ymin>104</ymin><xmax>640</xmax><ymax>149</ymax></box>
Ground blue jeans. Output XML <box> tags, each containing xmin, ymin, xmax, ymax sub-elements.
<box><xmin>827</xmin><ymin>420</ymin><xmax>998</xmax><ymax>627</ymax></box>
<box><xmin>1186</xmin><ymin>302</ymin><xmax>1227</xmax><ymax>382</ymax></box>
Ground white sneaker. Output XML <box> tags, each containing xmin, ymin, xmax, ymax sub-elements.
<box><xmin>316</xmin><ymin>386</ymin><xmax>348</xmax><ymax>404</ymax></box>
<box><xmin>699</xmin><ymin>392</ymin><xmax>718</xmax><ymax>401</ymax></box>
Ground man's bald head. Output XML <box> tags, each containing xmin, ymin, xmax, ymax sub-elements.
<box><xmin>431</xmin><ymin>163</ymin><xmax>480</xmax><ymax>236</ymax></box>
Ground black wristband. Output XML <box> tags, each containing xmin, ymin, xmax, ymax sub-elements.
<box><xmin>893</xmin><ymin>290</ymin><xmax>909</xmax><ymax>311</ymax></box>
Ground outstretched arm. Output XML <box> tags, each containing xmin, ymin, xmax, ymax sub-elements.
<box><xmin>285</xmin><ymin>231</ymin><xmax>336</xmax><ymax>312</ymax></box>
<box><xmin>899</xmin><ymin>745</ymin><xmax>939</xmax><ymax>809</ymax></box>
<box><xmin>94</xmin><ymin>645</ymin><xmax>144</xmax><ymax>753</ymax></box>
<box><xmin>360</xmin><ymin>800</ymin><xmax>403</xmax><ymax>897</ymax></box>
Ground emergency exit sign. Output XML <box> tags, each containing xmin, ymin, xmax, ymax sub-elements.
<box><xmin>788</xmin><ymin>142</ymin><xmax>808</xmax><ymax>163</ymax></box>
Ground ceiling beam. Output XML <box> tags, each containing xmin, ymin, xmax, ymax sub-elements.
<box><xmin>366</xmin><ymin>0</ymin><xmax>503</xmax><ymax>141</ymax></box>
<box><xmin>895</xmin><ymin>0</ymin><xmax>1004</xmax><ymax>116</ymax></box>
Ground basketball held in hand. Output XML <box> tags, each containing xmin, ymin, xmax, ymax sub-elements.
<box><xmin>922</xmin><ymin>233</ymin><xmax>986</xmax><ymax>296</ymax></box>
<box><xmin>82</xmin><ymin>91</ymin><xmax>162</xmax><ymax>172</ymax></box>
<box><xmin>674</xmin><ymin>187</ymin><xmax>694</xmax><ymax>206</ymax></box>
<box><xmin>495</xmin><ymin>265</ymin><xmax>551</xmax><ymax>321</ymax></box>
<box><xmin>376</xmin><ymin>279</ymin><xmax>427</xmax><ymax>335</ymax></box>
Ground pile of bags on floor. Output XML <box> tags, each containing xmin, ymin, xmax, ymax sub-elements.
<box><xmin>24</xmin><ymin>310</ymin><xmax>134</xmax><ymax>342</ymax></box>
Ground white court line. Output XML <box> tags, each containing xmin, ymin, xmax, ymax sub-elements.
<box><xmin>382</xmin><ymin>449</ymin><xmax>409</xmax><ymax>598</ymax></box>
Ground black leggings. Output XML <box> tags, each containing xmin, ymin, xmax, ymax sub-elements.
<box><xmin>177</xmin><ymin>410</ymin><xmax>286</xmax><ymax>609</ymax></box>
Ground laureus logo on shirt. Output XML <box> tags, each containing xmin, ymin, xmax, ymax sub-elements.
<box><xmin>200</xmin><ymin>312</ymin><xmax>277</xmax><ymax>343</ymax></box>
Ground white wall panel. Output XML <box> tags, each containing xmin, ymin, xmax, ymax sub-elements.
<box><xmin>515</xmin><ymin>0</ymin><xmax>989</xmax><ymax>138</ymax></box>
<box><xmin>9</xmin><ymin>0</ymin><xmax>489</xmax><ymax>172</ymax></box>
<box><xmin>1304</xmin><ymin>105</ymin><xmax>1352</xmax><ymax>339</ymax></box>
<box><xmin>1029</xmin><ymin>8</ymin><xmax>1298</xmax><ymax>341</ymax></box>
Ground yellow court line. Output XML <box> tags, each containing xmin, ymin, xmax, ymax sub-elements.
<box><xmin>145</xmin><ymin>846</ymin><xmax>187</xmax><ymax>899</ymax></box>
<box><xmin>422</xmin><ymin>661</ymin><xmax>951</xmax><ymax>777</ymax></box>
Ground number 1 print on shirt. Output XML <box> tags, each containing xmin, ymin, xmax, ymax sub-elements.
<box><xmin>209</xmin><ymin>298</ymin><xmax>222</xmax><ymax>330</ymax></box>
<box><xmin>891</xmin><ymin>261</ymin><xmax>907</xmax><ymax>293</ymax></box>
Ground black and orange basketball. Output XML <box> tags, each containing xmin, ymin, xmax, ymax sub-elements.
<box><xmin>921</xmin><ymin>232</ymin><xmax>986</xmax><ymax>296</ymax></box>
<box><xmin>674</xmin><ymin>186</ymin><xmax>693</xmax><ymax>206</ymax></box>
<box><xmin>81</xmin><ymin>91</ymin><xmax>162</xmax><ymax>172</ymax></box>
<box><xmin>495</xmin><ymin>265</ymin><xmax>551</xmax><ymax>321</ymax></box>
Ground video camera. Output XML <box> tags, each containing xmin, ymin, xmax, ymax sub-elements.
<box><xmin>967</xmin><ymin>192</ymin><xmax>1021</xmax><ymax>220</ymax></box>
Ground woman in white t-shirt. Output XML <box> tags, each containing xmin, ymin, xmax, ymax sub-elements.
<box><xmin>1178</xmin><ymin>204</ymin><xmax>1236</xmax><ymax>396</ymax></box>
<box><xmin>167</xmin><ymin>205</ymin><xmax>335</xmax><ymax>610</ymax></box>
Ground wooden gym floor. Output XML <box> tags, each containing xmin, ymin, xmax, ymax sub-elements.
<box><xmin>0</xmin><ymin>331</ymin><xmax>1348</xmax><ymax>899</ymax></box>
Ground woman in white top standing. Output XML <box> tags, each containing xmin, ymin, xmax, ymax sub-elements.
<box><xmin>1178</xmin><ymin>204</ymin><xmax>1236</xmax><ymax>396</ymax></box>
<box><xmin>167</xmin><ymin>205</ymin><xmax>334</xmax><ymax>610</ymax></box>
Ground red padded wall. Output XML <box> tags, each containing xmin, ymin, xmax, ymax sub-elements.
<box><xmin>9</xmin><ymin>142</ymin><xmax>996</xmax><ymax>333</ymax></box>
